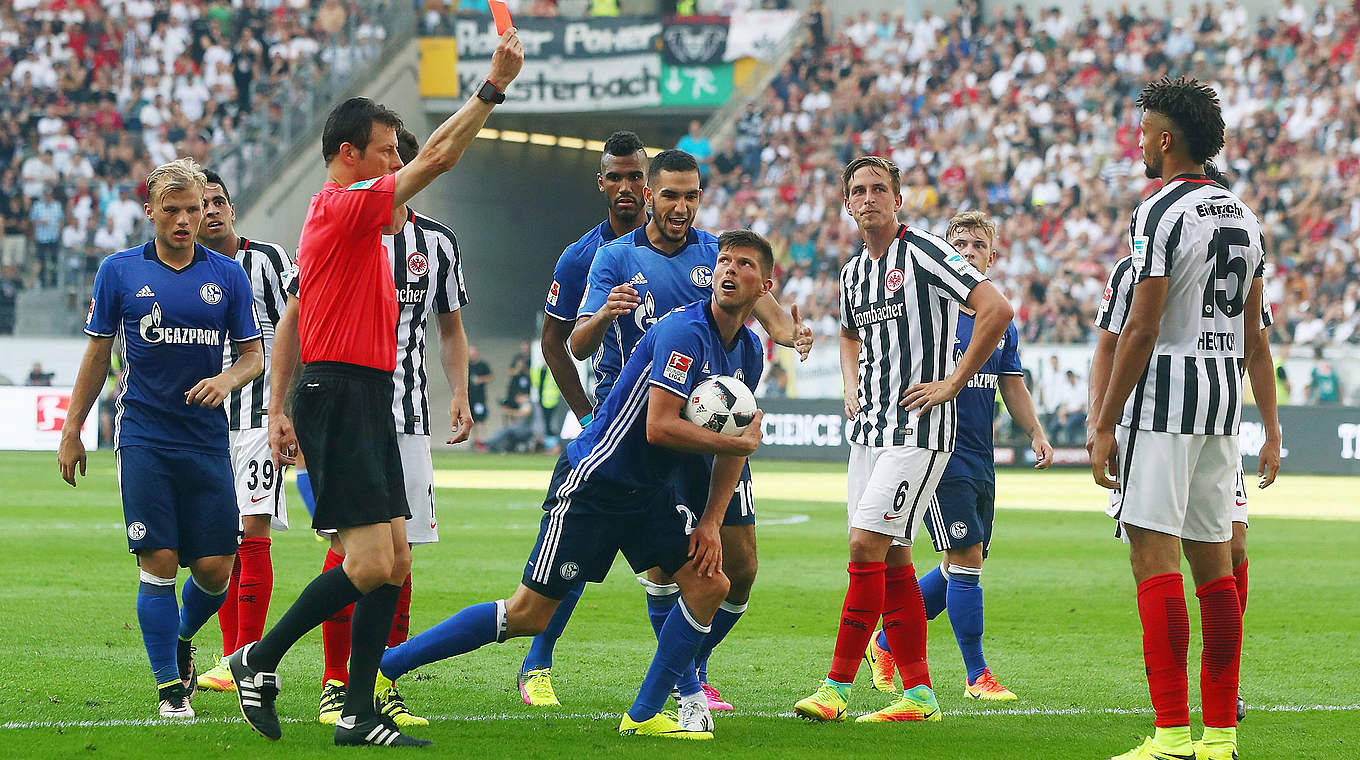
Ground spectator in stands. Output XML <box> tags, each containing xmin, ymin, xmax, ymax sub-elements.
<box><xmin>1308</xmin><ymin>357</ymin><xmax>1342</xmax><ymax>406</ymax></box>
<box><xmin>467</xmin><ymin>345</ymin><xmax>493</xmax><ymax>447</ymax></box>
<box><xmin>26</xmin><ymin>361</ymin><xmax>53</xmax><ymax>386</ymax></box>
<box><xmin>28</xmin><ymin>188</ymin><xmax>62</xmax><ymax>288</ymax></box>
<box><xmin>1050</xmin><ymin>369</ymin><xmax>1087</xmax><ymax>445</ymax></box>
<box><xmin>676</xmin><ymin>119</ymin><xmax>713</xmax><ymax>184</ymax></box>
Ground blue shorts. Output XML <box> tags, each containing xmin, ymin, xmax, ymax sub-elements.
<box><xmin>672</xmin><ymin>456</ymin><xmax>756</xmax><ymax>527</ymax></box>
<box><xmin>117</xmin><ymin>445</ymin><xmax>238</xmax><ymax>565</ymax></box>
<box><xmin>922</xmin><ymin>477</ymin><xmax>995</xmax><ymax>557</ymax></box>
<box><xmin>522</xmin><ymin>453</ymin><xmax>692</xmax><ymax>600</ymax></box>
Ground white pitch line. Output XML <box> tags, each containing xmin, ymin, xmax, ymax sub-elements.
<box><xmin>4</xmin><ymin>704</ymin><xmax>1355</xmax><ymax>731</ymax></box>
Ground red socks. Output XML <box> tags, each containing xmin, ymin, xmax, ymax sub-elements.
<box><xmin>828</xmin><ymin>561</ymin><xmax>885</xmax><ymax>683</ymax></box>
<box><xmin>1197</xmin><ymin>576</ymin><xmax>1242</xmax><ymax>728</ymax></box>
<box><xmin>236</xmin><ymin>537</ymin><xmax>273</xmax><ymax>647</ymax></box>
<box><xmin>1137</xmin><ymin>573</ymin><xmax>1190</xmax><ymax>728</ymax></box>
<box><xmin>321</xmin><ymin>549</ymin><xmax>354</xmax><ymax>684</ymax></box>
<box><xmin>1232</xmin><ymin>559</ymin><xmax>1248</xmax><ymax>615</ymax></box>
<box><xmin>387</xmin><ymin>573</ymin><xmax>413</xmax><ymax>649</ymax></box>
<box><xmin>219</xmin><ymin>555</ymin><xmax>242</xmax><ymax>656</ymax></box>
<box><xmin>882</xmin><ymin>564</ymin><xmax>931</xmax><ymax>688</ymax></box>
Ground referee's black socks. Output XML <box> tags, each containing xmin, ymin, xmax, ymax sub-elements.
<box><xmin>248</xmin><ymin>566</ymin><xmax>363</xmax><ymax>672</ymax></box>
<box><xmin>342</xmin><ymin>583</ymin><xmax>402</xmax><ymax>718</ymax></box>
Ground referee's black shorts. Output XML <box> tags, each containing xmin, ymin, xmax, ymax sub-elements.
<box><xmin>293</xmin><ymin>361</ymin><xmax>410</xmax><ymax>532</ymax></box>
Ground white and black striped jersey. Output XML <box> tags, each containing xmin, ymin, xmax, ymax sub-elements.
<box><xmin>839</xmin><ymin>224</ymin><xmax>987</xmax><ymax>450</ymax></box>
<box><xmin>1118</xmin><ymin>176</ymin><xmax>1266</xmax><ymax>435</ymax></box>
<box><xmin>286</xmin><ymin>209</ymin><xmax>468</xmax><ymax>435</ymax></box>
<box><xmin>223</xmin><ymin>237</ymin><xmax>292</xmax><ymax>431</ymax></box>
<box><xmin>1094</xmin><ymin>255</ymin><xmax>1273</xmax><ymax>336</ymax></box>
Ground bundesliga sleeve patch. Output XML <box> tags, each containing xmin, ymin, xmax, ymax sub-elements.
<box><xmin>663</xmin><ymin>351</ymin><xmax>693</xmax><ymax>384</ymax></box>
<box><xmin>346</xmin><ymin>178</ymin><xmax>379</xmax><ymax>191</ymax></box>
<box><xmin>547</xmin><ymin>280</ymin><xmax>560</xmax><ymax>306</ymax></box>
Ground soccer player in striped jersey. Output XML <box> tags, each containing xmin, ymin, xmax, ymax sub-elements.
<box><xmin>189</xmin><ymin>171</ymin><xmax>295</xmax><ymax>694</ymax></box>
<box><xmin>519</xmin><ymin>130</ymin><xmax>649</xmax><ymax>705</ymax></box>
<box><xmin>864</xmin><ymin>211</ymin><xmax>1052</xmax><ymax>702</ymax></box>
<box><xmin>378</xmin><ymin>231</ymin><xmax>775</xmax><ymax>741</ymax></box>
<box><xmin>1088</xmin><ymin>77</ymin><xmax>1269</xmax><ymax>760</ymax></box>
<box><xmin>1089</xmin><ymin>163</ymin><xmax>1281</xmax><ymax>729</ymax></box>
<box><xmin>269</xmin><ymin>127</ymin><xmax>472</xmax><ymax>728</ymax></box>
<box><xmin>795</xmin><ymin>156</ymin><xmax>1013</xmax><ymax>724</ymax></box>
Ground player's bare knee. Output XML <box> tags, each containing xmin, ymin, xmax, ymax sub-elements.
<box><xmin>388</xmin><ymin>545</ymin><xmax>413</xmax><ymax>585</ymax></box>
<box><xmin>241</xmin><ymin>514</ymin><xmax>271</xmax><ymax>539</ymax></box>
<box><xmin>137</xmin><ymin>548</ymin><xmax>179</xmax><ymax>579</ymax></box>
<box><xmin>504</xmin><ymin>586</ymin><xmax>555</xmax><ymax>638</ymax></box>
<box><xmin>646</xmin><ymin>567</ymin><xmax>673</xmax><ymax>584</ymax></box>
<box><xmin>849</xmin><ymin>531</ymin><xmax>892</xmax><ymax>563</ymax></box>
<box><xmin>1230</xmin><ymin>523</ymin><xmax>1247</xmax><ymax>568</ymax></box>
<box><xmin>191</xmin><ymin>555</ymin><xmax>235</xmax><ymax>591</ymax></box>
<box><xmin>947</xmin><ymin>544</ymin><xmax>984</xmax><ymax>570</ymax></box>
<box><xmin>723</xmin><ymin>554</ymin><xmax>756</xmax><ymax>601</ymax></box>
<box><xmin>342</xmin><ymin>551</ymin><xmax>393</xmax><ymax>593</ymax></box>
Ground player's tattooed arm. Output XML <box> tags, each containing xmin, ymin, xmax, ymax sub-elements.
<box><xmin>998</xmin><ymin>375</ymin><xmax>1052</xmax><ymax>469</ymax></box>
<box><xmin>570</xmin><ymin>283</ymin><xmax>640</xmax><ymax>360</ymax></box>
<box><xmin>57</xmin><ymin>336</ymin><xmax>113</xmax><ymax>487</ymax></box>
<box><xmin>187</xmin><ymin>338</ymin><xmax>262</xmax><ymax>408</ymax></box>
<box><xmin>1091</xmin><ymin>276</ymin><xmax>1170</xmax><ymax>489</ymax></box>
<box><xmin>840</xmin><ymin>327</ymin><xmax>862</xmax><ymax>420</ymax></box>
<box><xmin>646</xmin><ymin>386</ymin><xmax>764</xmax><ymax>458</ymax></box>
<box><xmin>752</xmin><ymin>292</ymin><xmax>813</xmax><ymax>361</ymax></box>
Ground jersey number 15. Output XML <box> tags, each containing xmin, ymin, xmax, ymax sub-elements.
<box><xmin>1201</xmin><ymin>227</ymin><xmax>1249</xmax><ymax>318</ymax></box>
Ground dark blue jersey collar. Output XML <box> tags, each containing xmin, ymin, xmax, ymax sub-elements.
<box><xmin>632</xmin><ymin>224</ymin><xmax>698</xmax><ymax>258</ymax></box>
<box><xmin>141</xmin><ymin>240</ymin><xmax>208</xmax><ymax>272</ymax></box>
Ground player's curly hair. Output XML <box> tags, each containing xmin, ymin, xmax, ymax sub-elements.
<box><xmin>1203</xmin><ymin>161</ymin><xmax>1232</xmax><ymax>189</ymax></box>
<box><xmin>1135</xmin><ymin>76</ymin><xmax>1225</xmax><ymax>164</ymax></box>
<box><xmin>603</xmin><ymin>130</ymin><xmax>645</xmax><ymax>158</ymax></box>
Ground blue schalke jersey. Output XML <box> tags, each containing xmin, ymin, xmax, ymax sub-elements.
<box><xmin>544</xmin><ymin>219</ymin><xmax>618</xmax><ymax>323</ymax></box>
<box><xmin>943</xmin><ymin>313</ymin><xmax>1023</xmax><ymax>483</ymax></box>
<box><xmin>580</xmin><ymin>226</ymin><xmax>720</xmax><ymax>409</ymax></box>
<box><xmin>566</xmin><ymin>300</ymin><xmax>762</xmax><ymax>494</ymax></box>
<box><xmin>85</xmin><ymin>242</ymin><xmax>261</xmax><ymax>454</ymax></box>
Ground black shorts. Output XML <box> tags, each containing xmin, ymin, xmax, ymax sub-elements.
<box><xmin>923</xmin><ymin>476</ymin><xmax>995</xmax><ymax>556</ymax></box>
<box><xmin>470</xmin><ymin>400</ymin><xmax>488</xmax><ymax>423</ymax></box>
<box><xmin>671</xmin><ymin>456</ymin><xmax>756</xmax><ymax>527</ymax></box>
<box><xmin>293</xmin><ymin>361</ymin><xmax>410</xmax><ymax>532</ymax></box>
<box><xmin>522</xmin><ymin>452</ymin><xmax>691</xmax><ymax>599</ymax></box>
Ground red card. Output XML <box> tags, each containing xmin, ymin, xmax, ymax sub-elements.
<box><xmin>491</xmin><ymin>0</ymin><xmax>513</xmax><ymax>35</ymax></box>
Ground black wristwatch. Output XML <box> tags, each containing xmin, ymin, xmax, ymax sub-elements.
<box><xmin>475</xmin><ymin>79</ymin><xmax>505</xmax><ymax>104</ymax></box>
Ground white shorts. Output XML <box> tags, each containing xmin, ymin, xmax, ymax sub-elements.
<box><xmin>398</xmin><ymin>433</ymin><xmax>439</xmax><ymax>545</ymax></box>
<box><xmin>230</xmin><ymin>428</ymin><xmax>288</xmax><ymax>531</ymax></box>
<box><xmin>1105</xmin><ymin>426</ymin><xmax>1237</xmax><ymax>543</ymax></box>
<box><xmin>847</xmin><ymin>442</ymin><xmax>950</xmax><ymax>545</ymax></box>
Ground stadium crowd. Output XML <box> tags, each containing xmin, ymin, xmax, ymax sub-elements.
<box><xmin>690</xmin><ymin>0</ymin><xmax>1360</xmax><ymax>349</ymax></box>
<box><xmin>0</xmin><ymin>0</ymin><xmax>392</xmax><ymax>300</ymax></box>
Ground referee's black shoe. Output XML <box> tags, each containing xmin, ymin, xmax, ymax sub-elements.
<box><xmin>228</xmin><ymin>643</ymin><xmax>282</xmax><ymax>741</ymax></box>
<box><xmin>334</xmin><ymin>712</ymin><xmax>433</xmax><ymax>747</ymax></box>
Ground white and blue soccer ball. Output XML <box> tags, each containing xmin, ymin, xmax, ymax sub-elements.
<box><xmin>684</xmin><ymin>375</ymin><xmax>759</xmax><ymax>436</ymax></box>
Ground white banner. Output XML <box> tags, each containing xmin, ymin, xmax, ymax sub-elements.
<box><xmin>725</xmin><ymin>9</ymin><xmax>801</xmax><ymax>62</ymax></box>
<box><xmin>456</xmin><ymin>54</ymin><xmax>662</xmax><ymax>113</ymax></box>
<box><xmin>0</xmin><ymin>386</ymin><xmax>99</xmax><ymax>451</ymax></box>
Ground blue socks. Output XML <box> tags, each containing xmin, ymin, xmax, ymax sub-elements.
<box><xmin>918</xmin><ymin>563</ymin><xmax>948</xmax><ymax>620</ymax></box>
<box><xmin>628</xmin><ymin>600</ymin><xmax>710</xmax><ymax>722</ymax></box>
<box><xmin>639</xmin><ymin>580</ymin><xmax>700</xmax><ymax>695</ymax></box>
<box><xmin>295</xmin><ymin>468</ymin><xmax>315</xmax><ymax>518</ymax></box>
<box><xmin>693</xmin><ymin>599</ymin><xmax>746</xmax><ymax>683</ymax></box>
<box><xmin>178</xmin><ymin>575</ymin><xmax>227</xmax><ymax>641</ymax></box>
<box><xmin>137</xmin><ymin>572</ymin><xmax>180</xmax><ymax>686</ymax></box>
<box><xmin>382</xmin><ymin>600</ymin><xmax>505</xmax><ymax>681</ymax></box>
<box><xmin>946</xmin><ymin>566</ymin><xmax>987</xmax><ymax>682</ymax></box>
<box><xmin>521</xmin><ymin>581</ymin><xmax>584</xmax><ymax>672</ymax></box>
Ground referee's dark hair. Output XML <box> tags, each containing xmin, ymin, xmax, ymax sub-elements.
<box><xmin>603</xmin><ymin>130</ymin><xmax>645</xmax><ymax>159</ymax></box>
<box><xmin>396</xmin><ymin>127</ymin><xmax>420</xmax><ymax>166</ymax></box>
<box><xmin>841</xmin><ymin>156</ymin><xmax>901</xmax><ymax>197</ymax></box>
<box><xmin>203</xmin><ymin>170</ymin><xmax>231</xmax><ymax>205</ymax></box>
<box><xmin>322</xmin><ymin>97</ymin><xmax>404</xmax><ymax>165</ymax></box>
<box><xmin>719</xmin><ymin>229</ymin><xmax>774</xmax><ymax>277</ymax></box>
<box><xmin>649</xmin><ymin>149</ymin><xmax>698</xmax><ymax>179</ymax></box>
<box><xmin>1135</xmin><ymin>76</ymin><xmax>1225</xmax><ymax>164</ymax></box>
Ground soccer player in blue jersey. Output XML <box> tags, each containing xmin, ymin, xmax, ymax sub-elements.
<box><xmin>561</xmin><ymin>150</ymin><xmax>811</xmax><ymax>715</ymax></box>
<box><xmin>57</xmin><ymin>158</ymin><xmax>264</xmax><ymax>718</ymax></box>
<box><xmin>518</xmin><ymin>131</ymin><xmax>650</xmax><ymax>704</ymax></box>
<box><xmin>863</xmin><ymin>211</ymin><xmax>1052</xmax><ymax>701</ymax></box>
<box><xmin>379</xmin><ymin>230</ymin><xmax>775</xmax><ymax>740</ymax></box>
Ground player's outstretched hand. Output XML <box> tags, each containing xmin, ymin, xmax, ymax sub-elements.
<box><xmin>602</xmin><ymin>283</ymin><xmax>641</xmax><ymax>318</ymax></box>
<box><xmin>688</xmin><ymin>522</ymin><xmax>722</xmax><ymax>578</ymax></box>
<box><xmin>448</xmin><ymin>396</ymin><xmax>474</xmax><ymax>445</ymax></box>
<box><xmin>488</xmin><ymin>28</ymin><xmax>525</xmax><ymax>87</ymax></box>
<box><xmin>57</xmin><ymin>435</ymin><xmax>86</xmax><ymax>487</ymax></box>
<box><xmin>269</xmin><ymin>414</ymin><xmax>298</xmax><ymax>467</ymax></box>
<box><xmin>1089</xmin><ymin>428</ymin><xmax>1118</xmax><ymax>490</ymax></box>
<box><xmin>1032</xmin><ymin>436</ymin><xmax>1054</xmax><ymax>469</ymax></box>
<box><xmin>186</xmin><ymin>374</ymin><xmax>233</xmax><ymax>408</ymax></box>
<box><xmin>790</xmin><ymin>304</ymin><xmax>814</xmax><ymax>361</ymax></box>
<box><xmin>899</xmin><ymin>378</ymin><xmax>962</xmax><ymax>413</ymax></box>
<box><xmin>1257</xmin><ymin>435</ymin><xmax>1280</xmax><ymax>488</ymax></box>
<box><xmin>731</xmin><ymin>410</ymin><xmax>764</xmax><ymax>457</ymax></box>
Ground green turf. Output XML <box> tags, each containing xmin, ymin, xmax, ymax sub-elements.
<box><xmin>1</xmin><ymin>449</ymin><xmax>1356</xmax><ymax>758</ymax></box>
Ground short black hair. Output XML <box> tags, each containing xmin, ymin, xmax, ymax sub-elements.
<box><xmin>718</xmin><ymin>229</ymin><xmax>774</xmax><ymax>277</ymax></box>
<box><xmin>396</xmin><ymin>127</ymin><xmax>420</xmax><ymax>165</ymax></box>
<box><xmin>603</xmin><ymin>130</ymin><xmax>644</xmax><ymax>158</ymax></box>
<box><xmin>1135</xmin><ymin>76</ymin><xmax>1225</xmax><ymax>164</ymax></box>
<box><xmin>203</xmin><ymin>170</ymin><xmax>230</xmax><ymax>205</ymax></box>
<box><xmin>321</xmin><ymin>97</ymin><xmax>403</xmax><ymax>164</ymax></box>
<box><xmin>649</xmin><ymin>149</ymin><xmax>698</xmax><ymax>180</ymax></box>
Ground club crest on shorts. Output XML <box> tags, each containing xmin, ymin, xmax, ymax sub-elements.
<box><xmin>950</xmin><ymin>521</ymin><xmax>968</xmax><ymax>540</ymax></box>
<box><xmin>407</xmin><ymin>251</ymin><xmax>429</xmax><ymax>277</ymax></box>
<box><xmin>127</xmin><ymin>521</ymin><xmax>147</xmax><ymax>541</ymax></box>
<box><xmin>199</xmin><ymin>282</ymin><xmax>223</xmax><ymax>305</ymax></box>
<box><xmin>559</xmin><ymin>561</ymin><xmax>580</xmax><ymax>581</ymax></box>
<box><xmin>885</xmin><ymin>268</ymin><xmax>904</xmax><ymax>293</ymax></box>
<box><xmin>691</xmin><ymin>265</ymin><xmax>713</xmax><ymax>288</ymax></box>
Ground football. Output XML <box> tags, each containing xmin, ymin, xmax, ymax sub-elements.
<box><xmin>684</xmin><ymin>375</ymin><xmax>759</xmax><ymax>436</ymax></box>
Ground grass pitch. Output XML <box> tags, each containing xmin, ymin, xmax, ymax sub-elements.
<box><xmin>1</xmin><ymin>449</ymin><xmax>1356</xmax><ymax>758</ymax></box>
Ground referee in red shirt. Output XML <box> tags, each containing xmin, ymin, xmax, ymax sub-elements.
<box><xmin>229</xmin><ymin>29</ymin><xmax>523</xmax><ymax>748</ymax></box>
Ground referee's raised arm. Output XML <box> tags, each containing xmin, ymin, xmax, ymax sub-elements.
<box><xmin>392</xmin><ymin>28</ymin><xmax>524</xmax><ymax>214</ymax></box>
